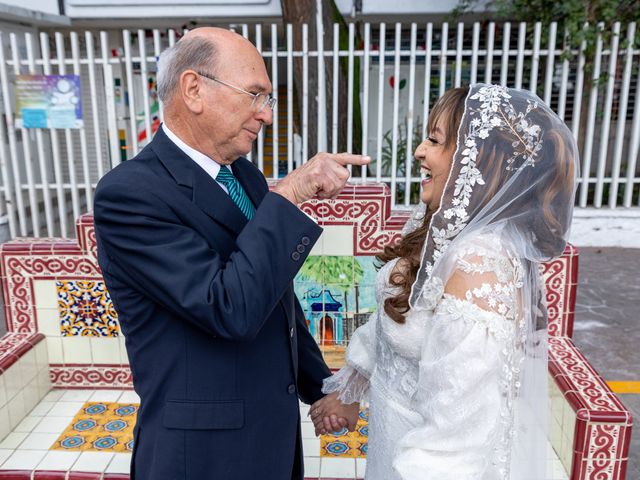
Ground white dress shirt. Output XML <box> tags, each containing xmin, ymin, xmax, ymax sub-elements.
<box><xmin>162</xmin><ymin>123</ymin><xmax>231</xmax><ymax>193</ymax></box>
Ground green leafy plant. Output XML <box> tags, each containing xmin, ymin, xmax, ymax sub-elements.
<box><xmin>451</xmin><ymin>0</ymin><xmax>640</xmax><ymax>70</ymax></box>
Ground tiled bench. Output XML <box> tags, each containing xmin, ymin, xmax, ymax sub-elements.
<box><xmin>0</xmin><ymin>184</ymin><xmax>633</xmax><ymax>479</ymax></box>
<box><xmin>0</xmin><ymin>332</ymin><xmax>50</xmax><ymax>442</ymax></box>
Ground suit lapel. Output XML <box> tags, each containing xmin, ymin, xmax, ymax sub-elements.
<box><xmin>151</xmin><ymin>126</ymin><xmax>247</xmax><ymax>235</ymax></box>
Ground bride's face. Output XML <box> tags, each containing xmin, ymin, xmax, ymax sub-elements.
<box><xmin>415</xmin><ymin>119</ymin><xmax>456</xmax><ymax>209</ymax></box>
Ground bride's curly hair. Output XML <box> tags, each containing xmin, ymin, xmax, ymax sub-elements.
<box><xmin>377</xmin><ymin>87</ymin><xmax>469</xmax><ymax>324</ymax></box>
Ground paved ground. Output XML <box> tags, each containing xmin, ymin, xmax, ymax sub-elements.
<box><xmin>572</xmin><ymin>247</ymin><xmax>639</xmax><ymax>478</ymax></box>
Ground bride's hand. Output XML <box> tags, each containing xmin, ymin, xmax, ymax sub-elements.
<box><xmin>310</xmin><ymin>392</ymin><xmax>360</xmax><ymax>436</ymax></box>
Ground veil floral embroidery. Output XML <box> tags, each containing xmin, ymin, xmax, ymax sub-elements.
<box><xmin>412</xmin><ymin>84</ymin><xmax>550</xmax><ymax>291</ymax></box>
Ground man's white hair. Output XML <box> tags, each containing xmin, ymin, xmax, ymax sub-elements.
<box><xmin>157</xmin><ymin>35</ymin><xmax>218</xmax><ymax>104</ymax></box>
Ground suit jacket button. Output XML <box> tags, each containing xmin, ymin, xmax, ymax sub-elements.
<box><xmin>290</xmin><ymin>327</ymin><xmax>294</xmax><ymax>338</ymax></box>
<box><xmin>287</xmin><ymin>384</ymin><xmax>296</xmax><ymax>394</ymax></box>
<box><xmin>301</xmin><ymin>236</ymin><xmax>310</xmax><ymax>246</ymax></box>
<box><xmin>296</xmin><ymin>244</ymin><xmax>305</xmax><ymax>253</ymax></box>
<box><xmin>291</xmin><ymin>252</ymin><xmax>300</xmax><ymax>261</ymax></box>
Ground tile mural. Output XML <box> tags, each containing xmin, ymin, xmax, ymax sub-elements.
<box><xmin>57</xmin><ymin>280</ymin><xmax>120</xmax><ymax>337</ymax></box>
<box><xmin>295</xmin><ymin>256</ymin><xmax>379</xmax><ymax>368</ymax></box>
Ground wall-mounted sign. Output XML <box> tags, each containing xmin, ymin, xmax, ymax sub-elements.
<box><xmin>15</xmin><ymin>74</ymin><xmax>83</xmax><ymax>129</ymax></box>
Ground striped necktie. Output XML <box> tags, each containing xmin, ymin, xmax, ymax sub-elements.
<box><xmin>216</xmin><ymin>167</ymin><xmax>256</xmax><ymax>220</ymax></box>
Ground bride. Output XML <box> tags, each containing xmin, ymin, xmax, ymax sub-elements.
<box><xmin>310</xmin><ymin>84</ymin><xmax>578</xmax><ymax>480</ymax></box>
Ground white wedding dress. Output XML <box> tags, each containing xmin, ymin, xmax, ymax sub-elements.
<box><xmin>323</xmin><ymin>233</ymin><xmax>527</xmax><ymax>480</ymax></box>
<box><xmin>323</xmin><ymin>83</ymin><xmax>576</xmax><ymax>480</ymax></box>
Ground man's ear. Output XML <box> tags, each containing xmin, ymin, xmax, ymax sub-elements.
<box><xmin>179</xmin><ymin>70</ymin><xmax>204</xmax><ymax>114</ymax></box>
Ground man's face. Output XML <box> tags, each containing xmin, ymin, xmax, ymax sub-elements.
<box><xmin>198</xmin><ymin>46</ymin><xmax>273</xmax><ymax>164</ymax></box>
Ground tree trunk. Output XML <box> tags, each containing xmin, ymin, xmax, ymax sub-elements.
<box><xmin>280</xmin><ymin>0</ymin><xmax>362</xmax><ymax>157</ymax></box>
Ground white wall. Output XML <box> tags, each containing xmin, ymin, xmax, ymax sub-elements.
<box><xmin>63</xmin><ymin>0</ymin><xmax>474</xmax><ymax>21</ymax></box>
<box><xmin>64</xmin><ymin>0</ymin><xmax>282</xmax><ymax>19</ymax></box>
<box><xmin>0</xmin><ymin>0</ymin><xmax>60</xmax><ymax>16</ymax></box>
<box><xmin>362</xmin><ymin>0</ymin><xmax>459</xmax><ymax>15</ymax></box>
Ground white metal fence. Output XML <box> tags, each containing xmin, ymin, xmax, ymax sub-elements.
<box><xmin>0</xmin><ymin>21</ymin><xmax>639</xmax><ymax>239</ymax></box>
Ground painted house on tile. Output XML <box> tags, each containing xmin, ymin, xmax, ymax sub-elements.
<box><xmin>303</xmin><ymin>288</ymin><xmax>344</xmax><ymax>346</ymax></box>
<box><xmin>0</xmin><ymin>184</ymin><xmax>633</xmax><ymax>479</ymax></box>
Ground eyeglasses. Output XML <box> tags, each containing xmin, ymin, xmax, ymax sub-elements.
<box><xmin>197</xmin><ymin>71</ymin><xmax>277</xmax><ymax>113</ymax></box>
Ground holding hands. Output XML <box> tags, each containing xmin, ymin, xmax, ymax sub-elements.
<box><xmin>309</xmin><ymin>392</ymin><xmax>360</xmax><ymax>436</ymax></box>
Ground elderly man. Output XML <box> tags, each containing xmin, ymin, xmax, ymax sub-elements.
<box><xmin>93</xmin><ymin>27</ymin><xmax>364</xmax><ymax>480</ymax></box>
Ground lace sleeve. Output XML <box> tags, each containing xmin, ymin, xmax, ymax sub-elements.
<box><xmin>321</xmin><ymin>311</ymin><xmax>379</xmax><ymax>404</ymax></box>
<box><xmin>393</xmin><ymin>245</ymin><xmax>524</xmax><ymax>480</ymax></box>
<box><xmin>321</xmin><ymin>364</ymin><xmax>370</xmax><ymax>404</ymax></box>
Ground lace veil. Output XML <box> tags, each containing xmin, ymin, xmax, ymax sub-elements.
<box><xmin>408</xmin><ymin>84</ymin><xmax>578</xmax><ymax>478</ymax></box>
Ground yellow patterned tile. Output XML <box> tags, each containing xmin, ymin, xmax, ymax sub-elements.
<box><xmin>57</xmin><ymin>280</ymin><xmax>120</xmax><ymax>337</ymax></box>
<box><xmin>52</xmin><ymin>401</ymin><xmax>138</xmax><ymax>452</ymax></box>
<box><xmin>320</xmin><ymin>408</ymin><xmax>369</xmax><ymax>458</ymax></box>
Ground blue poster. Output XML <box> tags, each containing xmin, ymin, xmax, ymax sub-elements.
<box><xmin>15</xmin><ymin>74</ymin><xmax>83</xmax><ymax>129</ymax></box>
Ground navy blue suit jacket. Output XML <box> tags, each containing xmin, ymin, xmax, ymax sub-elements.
<box><xmin>93</xmin><ymin>127</ymin><xmax>331</xmax><ymax>480</ymax></box>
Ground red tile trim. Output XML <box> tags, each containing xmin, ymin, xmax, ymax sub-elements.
<box><xmin>550</xmin><ymin>335</ymin><xmax>633</xmax><ymax>480</ymax></box>
<box><xmin>76</xmin><ymin>213</ymin><xmax>97</xmax><ymax>260</ymax></box>
<box><xmin>542</xmin><ymin>248</ymin><xmax>578</xmax><ymax>338</ymax></box>
<box><xmin>0</xmin><ymin>352</ymin><xmax>19</xmax><ymax>374</ymax></box>
<box><xmin>67</xmin><ymin>473</ymin><xmax>103</xmax><ymax>480</ymax></box>
<box><xmin>0</xmin><ymin>332</ymin><xmax>29</xmax><ymax>357</ymax></box>
<box><xmin>33</xmin><ymin>472</ymin><xmax>68</xmax><ymax>479</ymax></box>
<box><xmin>0</xmin><ymin>252</ymin><xmax>101</xmax><ymax>332</ymax></box>
<box><xmin>49</xmin><ymin>364</ymin><xmax>133</xmax><ymax>389</ymax></box>
<box><xmin>0</xmin><ymin>332</ymin><xmax>44</xmax><ymax>372</ymax></box>
<box><xmin>0</xmin><ymin>471</ymin><xmax>32</xmax><ymax>479</ymax></box>
<box><xmin>549</xmin><ymin>337</ymin><xmax>629</xmax><ymax>413</ymax></box>
<box><xmin>565</xmin><ymin>244</ymin><xmax>579</xmax><ymax>338</ymax></box>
